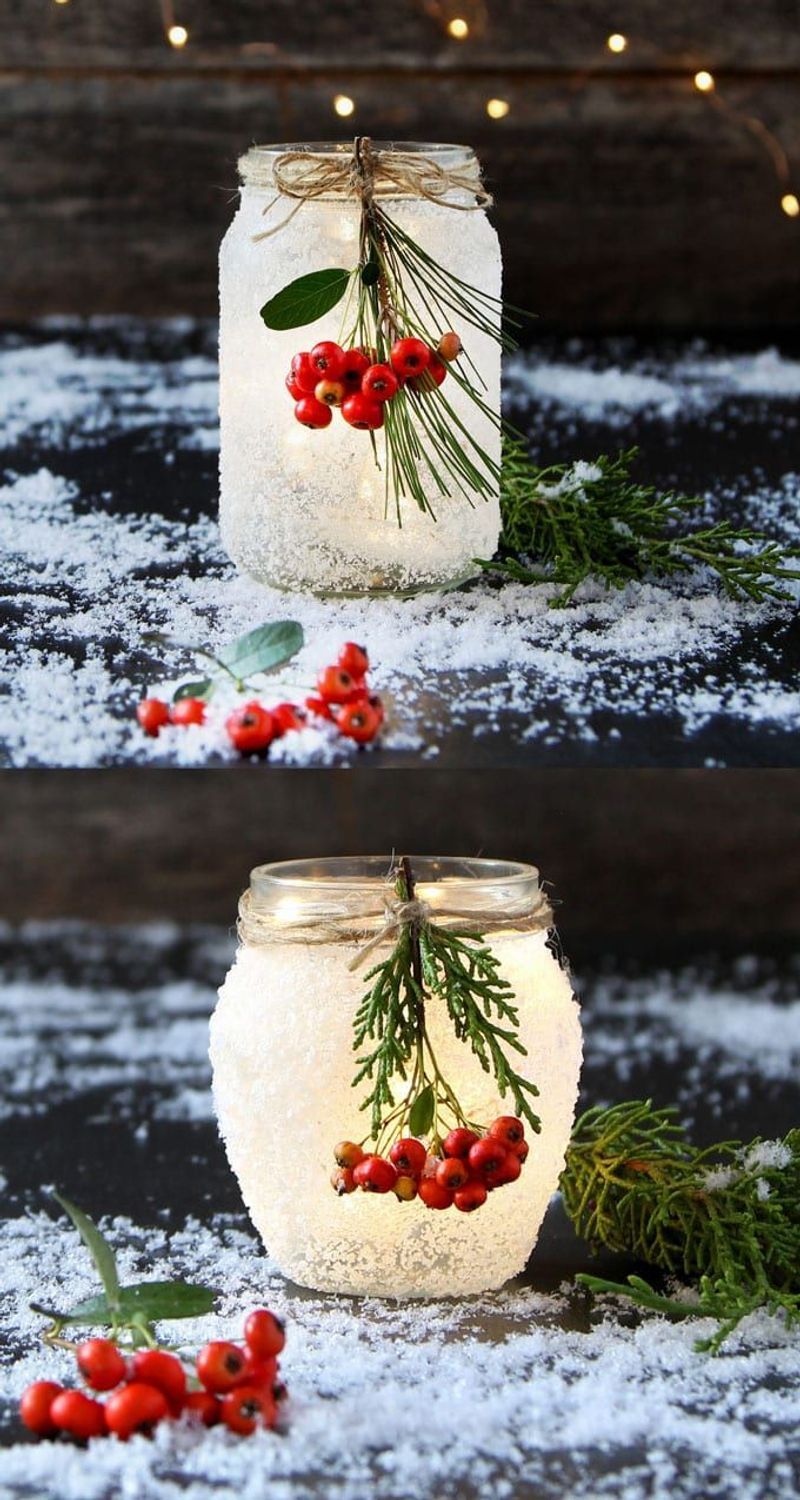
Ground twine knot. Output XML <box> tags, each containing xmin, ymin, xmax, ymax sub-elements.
<box><xmin>347</xmin><ymin>894</ymin><xmax>432</xmax><ymax>972</ymax></box>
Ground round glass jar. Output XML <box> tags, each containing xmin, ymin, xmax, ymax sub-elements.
<box><xmin>210</xmin><ymin>857</ymin><xmax>582</xmax><ymax>1298</ymax></box>
<box><xmin>218</xmin><ymin>142</ymin><xmax>502</xmax><ymax>597</ymax></box>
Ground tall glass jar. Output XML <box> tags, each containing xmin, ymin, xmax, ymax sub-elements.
<box><xmin>218</xmin><ymin>143</ymin><xmax>502</xmax><ymax>596</ymax></box>
<box><xmin>210</xmin><ymin>857</ymin><xmax>582</xmax><ymax>1298</ymax></box>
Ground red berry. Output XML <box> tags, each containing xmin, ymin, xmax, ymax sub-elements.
<box><xmin>437</xmin><ymin>331</ymin><xmax>462</xmax><ymax>362</ymax></box>
<box><xmin>19</xmin><ymin>1381</ymin><xmax>63</xmax><ymax>1436</ymax></box>
<box><xmin>239</xmin><ymin>1351</ymin><xmax>279</xmax><ymax>1391</ymax></box>
<box><xmin>393</xmin><ymin>1174</ymin><xmax>418</xmax><ymax>1201</ymax></box>
<box><xmin>170</xmin><ymin>696</ymin><xmax>206</xmax><ymax>728</ymax></box>
<box><xmin>130</xmin><ymin>1350</ymin><xmax>186</xmax><ymax>1415</ymax></box>
<box><xmin>389</xmin><ymin>1138</ymin><xmax>427</xmax><ymax>1177</ymax></box>
<box><xmin>514</xmin><ymin>1138</ymin><xmax>530</xmax><ymax>1163</ymax></box>
<box><xmin>310</xmin><ymin>340</ymin><xmax>345</xmax><ymax>380</ymax></box>
<box><xmin>486</xmin><ymin>1150</ymin><xmax>522</xmax><ymax>1190</ymax></box>
<box><xmin>304</xmin><ymin>695</ymin><xmax>334</xmax><ymax>721</ymax></box>
<box><xmin>468</xmin><ymin>1137</ymin><xmax>508</xmax><ymax>1178</ymax></box>
<box><xmin>489</xmin><ymin>1116</ymin><xmax>525</xmax><ymax>1148</ymax></box>
<box><xmin>454</xmin><ymin>1181</ymin><xmax>488</xmax><ymax>1213</ymax></box>
<box><xmin>436</xmin><ymin>1156</ymin><xmax>469</xmax><ymax>1191</ymax></box>
<box><xmin>362</xmin><ymin>364</ymin><xmax>399</xmax><ymax>402</ymax></box>
<box><xmin>76</xmin><ymin>1337</ymin><xmax>127</xmax><ymax>1393</ymax></box>
<box><xmin>105</xmin><ymin>1382</ymin><xmax>168</xmax><ymax>1440</ymax></box>
<box><xmin>290</xmin><ymin>352</ymin><xmax>318</xmax><ymax>394</ymax></box>
<box><xmin>244</xmin><ymin>1309</ymin><xmax>286</xmax><ymax>1361</ymax></box>
<box><xmin>390</xmin><ymin>337</ymin><xmax>431</xmax><ymax>378</ymax></box>
<box><xmin>340</xmin><ymin>348</ymin><xmax>370</xmax><ymax>390</ymax></box>
<box><xmin>50</xmin><ymin>1389</ymin><xmax>107</xmax><ymax>1440</ymax></box>
<box><xmin>136</xmin><ymin>698</ymin><xmax>170</xmax><ymax>737</ymax></box>
<box><xmin>341</xmin><ymin>393</ymin><xmax>385</xmax><ymax>431</ymax></box>
<box><xmin>410</xmin><ymin>354</ymin><xmax>447</xmax><ymax>393</ymax></box>
<box><xmin>221</xmin><ymin>1384</ymin><xmax>277</xmax><ymax>1436</ymax></box>
<box><xmin>317</xmin><ymin>665</ymin><xmax>360</xmax><ymax>705</ymax></box>
<box><xmin>338</xmin><ymin>642</ymin><xmax>369</xmax><ymax>678</ymax></box>
<box><xmin>442</xmin><ymin>1127</ymin><xmax>480</xmax><ymax>1160</ymax></box>
<box><xmin>418</xmin><ymin>1178</ymin><xmax>454</xmax><ymax>1210</ymax></box>
<box><xmin>285</xmin><ymin>373</ymin><xmax>304</xmax><ymax>400</ymax></box>
<box><xmin>225</xmin><ymin>701</ymin><xmax>276</xmax><ymax>755</ymax></box>
<box><xmin>314</xmin><ymin>379</ymin><xmax>345</xmax><ymax>407</ymax></box>
<box><xmin>352</xmin><ymin>1155</ymin><xmax>397</xmax><ymax>1193</ymax></box>
<box><xmin>184</xmin><ymin>1390</ymin><xmax>221</xmax><ymax>1427</ymax></box>
<box><xmin>334</xmin><ymin>1140</ymin><xmax>365</xmax><ymax>1169</ymax></box>
<box><xmin>272</xmin><ymin>701</ymin><xmax>305</xmax><ymax>735</ymax></box>
<box><xmin>196</xmin><ymin>1341</ymin><xmax>247</xmax><ymax>1394</ymax></box>
<box><xmin>337</xmin><ymin>699</ymin><xmax>383</xmax><ymax>744</ymax></box>
<box><xmin>331</xmin><ymin>1165</ymin><xmax>356</xmax><ymax>1195</ymax></box>
<box><xmin>294</xmin><ymin>395</ymin><xmax>332</xmax><ymax>429</ymax></box>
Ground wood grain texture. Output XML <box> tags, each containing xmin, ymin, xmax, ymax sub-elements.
<box><xmin>1</xmin><ymin>771</ymin><xmax>798</xmax><ymax>954</ymax></box>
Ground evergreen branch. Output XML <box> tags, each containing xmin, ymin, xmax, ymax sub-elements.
<box><xmin>479</xmin><ymin>438</ymin><xmax>800</xmax><ymax>607</ymax></box>
<box><xmin>561</xmin><ymin>1099</ymin><xmax>800</xmax><ymax>1349</ymax></box>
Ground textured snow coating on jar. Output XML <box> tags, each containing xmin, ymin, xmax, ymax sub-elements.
<box><xmin>218</xmin><ymin>148</ymin><xmax>502</xmax><ymax>596</ymax></box>
<box><xmin>210</xmin><ymin>929</ymin><xmax>582</xmax><ymax>1298</ymax></box>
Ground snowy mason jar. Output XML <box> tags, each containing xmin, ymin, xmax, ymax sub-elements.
<box><xmin>218</xmin><ymin>141</ymin><xmax>503</xmax><ymax>596</ymax></box>
<box><xmin>210</xmin><ymin>857</ymin><xmax>582</xmax><ymax>1298</ymax></box>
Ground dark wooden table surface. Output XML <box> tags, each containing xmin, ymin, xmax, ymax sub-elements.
<box><xmin>2</xmin><ymin>321</ymin><xmax>798</xmax><ymax>770</ymax></box>
<box><xmin>0</xmin><ymin>923</ymin><xmax>797</xmax><ymax>1497</ymax></box>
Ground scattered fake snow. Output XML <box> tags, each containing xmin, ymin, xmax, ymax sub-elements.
<box><xmin>0</xmin><ymin>924</ymin><xmax>797</xmax><ymax>1497</ymax></box>
<box><xmin>1</xmin><ymin>326</ymin><xmax>798</xmax><ymax>767</ymax></box>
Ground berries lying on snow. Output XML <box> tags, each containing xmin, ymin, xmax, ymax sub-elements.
<box><xmin>136</xmin><ymin>698</ymin><xmax>170</xmax><ymax>737</ymax></box>
<box><xmin>20</xmin><ymin>1305</ymin><xmax>289</xmax><ymax>1445</ymax></box>
<box><xmin>331</xmin><ymin>1116</ymin><xmax>529</xmax><ymax>1213</ymax></box>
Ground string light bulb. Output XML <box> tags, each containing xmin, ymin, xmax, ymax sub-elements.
<box><xmin>167</xmin><ymin>24</ymin><xmax>188</xmax><ymax>48</ymax></box>
<box><xmin>606</xmin><ymin>34</ymin><xmax>627</xmax><ymax>54</ymax></box>
<box><xmin>53</xmin><ymin>0</ymin><xmax>71</xmax><ymax>6</ymax></box>
<box><xmin>447</xmin><ymin>17</ymin><xmax>470</xmax><ymax>40</ymax></box>
<box><xmin>693</xmin><ymin>70</ymin><xmax>715</xmax><ymax>92</ymax></box>
<box><xmin>333</xmin><ymin>94</ymin><xmax>355</xmax><ymax>118</ymax></box>
<box><xmin>781</xmin><ymin>192</ymin><xmax>800</xmax><ymax>218</ymax></box>
<box><xmin>486</xmin><ymin>98</ymin><xmax>510</xmax><ymax>120</ymax></box>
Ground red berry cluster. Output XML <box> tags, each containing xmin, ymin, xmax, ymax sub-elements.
<box><xmin>286</xmin><ymin>333</ymin><xmax>462</xmax><ymax>433</ymax></box>
<box><xmin>19</xmin><ymin>1309</ymin><xmax>287</xmax><ymax>1443</ymax></box>
<box><xmin>226</xmin><ymin>641</ymin><xmax>383</xmax><ymax>755</ymax></box>
<box><xmin>137</xmin><ymin>696</ymin><xmax>206</xmax><ymax>737</ymax></box>
<box><xmin>331</xmin><ymin>1116</ymin><xmax>529</xmax><ymax>1213</ymax></box>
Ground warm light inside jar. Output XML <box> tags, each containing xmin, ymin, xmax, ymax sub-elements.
<box><xmin>211</xmin><ymin>858</ymin><xmax>582</xmax><ymax>1298</ymax></box>
<box><xmin>218</xmin><ymin>143</ymin><xmax>503</xmax><ymax>597</ymax></box>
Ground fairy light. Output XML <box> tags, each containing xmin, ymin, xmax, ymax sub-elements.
<box><xmin>781</xmin><ymin>193</ymin><xmax>800</xmax><ymax>218</ymax></box>
<box><xmin>52</xmin><ymin>0</ymin><xmax>71</xmax><ymax>6</ymax></box>
<box><xmin>333</xmin><ymin>94</ymin><xmax>355</xmax><ymax>118</ymax></box>
<box><xmin>447</xmin><ymin>17</ymin><xmax>470</xmax><ymax>39</ymax></box>
<box><xmin>606</xmin><ymin>33</ymin><xmax>627</xmax><ymax>54</ymax></box>
<box><xmin>167</xmin><ymin>23</ymin><xmax>188</xmax><ymax>47</ymax></box>
<box><xmin>693</xmin><ymin>70</ymin><xmax>715</xmax><ymax>93</ymax></box>
<box><xmin>486</xmin><ymin>98</ymin><xmax>510</xmax><ymax>120</ymax></box>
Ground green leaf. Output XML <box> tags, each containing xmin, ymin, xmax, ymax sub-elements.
<box><xmin>219</xmin><ymin>620</ymin><xmax>303</xmax><ymax>680</ymax></box>
<box><xmin>260</xmin><ymin>269</ymin><xmax>351</xmax><ymax>331</ymax></box>
<box><xmin>172</xmin><ymin>679</ymin><xmax>213</xmax><ymax>703</ymax></box>
<box><xmin>53</xmin><ymin>1192</ymin><xmax>120</xmax><ymax>1312</ymax></box>
<box><xmin>409</xmin><ymin>1084</ymin><xmax>435</xmax><ymax>1138</ymax></box>
<box><xmin>31</xmin><ymin>1280</ymin><xmax>217</xmax><ymax>1328</ymax></box>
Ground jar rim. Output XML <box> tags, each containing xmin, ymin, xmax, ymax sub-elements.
<box><xmin>251</xmin><ymin>856</ymin><xmax>539</xmax><ymax>894</ymax></box>
<box><xmin>243</xmin><ymin>141</ymin><xmax>474</xmax><ymax>161</ymax></box>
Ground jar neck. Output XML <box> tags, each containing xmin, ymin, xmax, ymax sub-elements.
<box><xmin>239</xmin><ymin>857</ymin><xmax>552</xmax><ymax>948</ymax></box>
<box><xmin>238</xmin><ymin>141</ymin><xmax>484</xmax><ymax>209</ymax></box>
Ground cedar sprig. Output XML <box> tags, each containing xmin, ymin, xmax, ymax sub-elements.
<box><xmin>421</xmin><ymin>927</ymin><xmax>541</xmax><ymax>1134</ymax></box>
<box><xmin>561</xmin><ymin>1099</ymin><xmax>800</xmax><ymax>1351</ymax></box>
<box><xmin>352</xmin><ymin>925</ymin><xmax>422</xmax><ymax>1141</ymax></box>
<box><xmin>479</xmin><ymin>437</ymin><xmax>800</xmax><ymax>607</ymax></box>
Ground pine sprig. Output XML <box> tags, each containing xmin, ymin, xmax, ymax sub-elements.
<box><xmin>350</xmin><ymin>859</ymin><xmax>540</xmax><ymax>1147</ymax></box>
<box><xmin>479</xmin><ymin>438</ymin><xmax>800</xmax><ymax>606</ymax></box>
<box><xmin>561</xmin><ymin>1099</ymin><xmax>800</xmax><ymax>1350</ymax></box>
<box><xmin>421</xmin><ymin>928</ymin><xmax>541</xmax><ymax>1134</ymax></box>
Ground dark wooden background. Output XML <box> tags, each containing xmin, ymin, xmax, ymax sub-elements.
<box><xmin>2</xmin><ymin>770</ymin><xmax>798</xmax><ymax>962</ymax></box>
<box><xmin>3</xmin><ymin>0</ymin><xmax>799</xmax><ymax>327</ymax></box>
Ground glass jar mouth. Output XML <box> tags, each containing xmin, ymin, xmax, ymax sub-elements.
<box><xmin>251</xmin><ymin>856</ymin><xmax>538</xmax><ymax>893</ymax></box>
<box><xmin>238</xmin><ymin>142</ymin><xmax>480</xmax><ymax>199</ymax></box>
<box><xmin>245</xmin><ymin>142</ymin><xmax>473</xmax><ymax>162</ymax></box>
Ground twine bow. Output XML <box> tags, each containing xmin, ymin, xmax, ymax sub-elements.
<box><xmin>347</xmin><ymin>895</ymin><xmax>432</xmax><ymax>972</ymax></box>
<box><xmin>247</xmin><ymin>136</ymin><xmax>492</xmax><ymax>241</ymax></box>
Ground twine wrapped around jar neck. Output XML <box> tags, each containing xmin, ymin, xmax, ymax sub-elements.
<box><xmin>237</xmin><ymin>880</ymin><xmax>554</xmax><ymax>956</ymax></box>
<box><xmin>241</xmin><ymin>137</ymin><xmax>492</xmax><ymax>240</ymax></box>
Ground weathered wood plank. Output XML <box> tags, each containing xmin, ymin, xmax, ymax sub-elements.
<box><xmin>0</xmin><ymin>771</ymin><xmax>797</xmax><ymax>948</ymax></box>
<box><xmin>1</xmin><ymin>73</ymin><xmax>797</xmax><ymax>325</ymax></box>
<box><xmin>3</xmin><ymin>0</ymin><xmax>800</xmax><ymax>69</ymax></box>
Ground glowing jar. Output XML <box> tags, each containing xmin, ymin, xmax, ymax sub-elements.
<box><xmin>218</xmin><ymin>143</ymin><xmax>502</xmax><ymax>596</ymax></box>
<box><xmin>210</xmin><ymin>857</ymin><xmax>582</xmax><ymax>1298</ymax></box>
